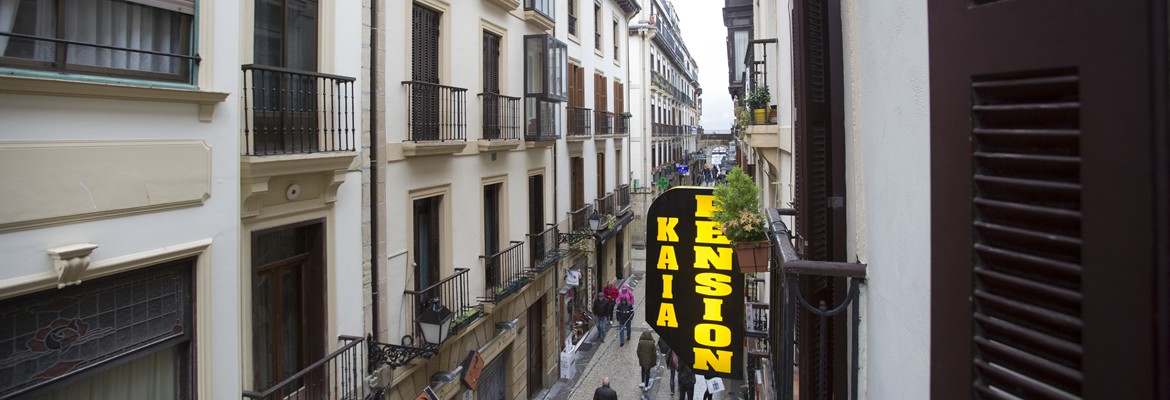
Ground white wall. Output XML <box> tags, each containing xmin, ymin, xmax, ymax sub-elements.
<box><xmin>839</xmin><ymin>0</ymin><xmax>931</xmax><ymax>398</ymax></box>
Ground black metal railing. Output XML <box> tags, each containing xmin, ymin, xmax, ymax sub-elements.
<box><xmin>479</xmin><ymin>93</ymin><xmax>522</xmax><ymax>140</ymax></box>
<box><xmin>766</xmin><ymin>208</ymin><xmax>866</xmax><ymax>400</ymax></box>
<box><xmin>480</xmin><ymin>241</ymin><xmax>528</xmax><ymax>303</ymax></box>
<box><xmin>617</xmin><ymin>184</ymin><xmax>631</xmax><ymax>213</ymax></box>
<box><xmin>596</xmin><ymin>111</ymin><xmax>614</xmax><ymax>135</ymax></box>
<box><xmin>618</xmin><ymin>115</ymin><xmax>631</xmax><ymax>135</ymax></box>
<box><xmin>569</xmin><ymin>204</ymin><xmax>595</xmax><ymax>233</ymax></box>
<box><xmin>568</xmin><ymin>107</ymin><xmax>593</xmax><ymax>137</ymax></box>
<box><xmin>242</xmin><ymin>335</ymin><xmax>366</xmax><ymax>400</ymax></box>
<box><xmin>747</xmin><ymin>301</ymin><xmax>770</xmax><ymax>337</ymax></box>
<box><xmin>528</xmin><ymin>224</ymin><xmax>561</xmax><ymax>273</ymax></box>
<box><xmin>242</xmin><ymin>65</ymin><xmax>357</xmax><ymax>156</ymax></box>
<box><xmin>403</xmin><ymin>81</ymin><xmax>467</xmax><ymax>142</ymax></box>
<box><xmin>596</xmin><ymin>192</ymin><xmax>616</xmax><ymax>217</ymax></box>
<box><xmin>745</xmin><ymin>39</ymin><xmax>778</xmax><ymax>94</ymax></box>
<box><xmin>405</xmin><ymin>268</ymin><xmax>482</xmax><ymax>338</ymax></box>
<box><xmin>747</xmin><ymin>278</ymin><xmax>767</xmax><ymax>303</ymax></box>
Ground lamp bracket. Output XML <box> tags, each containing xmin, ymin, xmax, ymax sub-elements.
<box><xmin>558</xmin><ymin>232</ymin><xmax>594</xmax><ymax>245</ymax></box>
<box><xmin>367</xmin><ymin>334</ymin><xmax>440</xmax><ymax>371</ymax></box>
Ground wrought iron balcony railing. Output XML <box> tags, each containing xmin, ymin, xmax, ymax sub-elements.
<box><xmin>242</xmin><ymin>335</ymin><xmax>366</xmax><ymax>400</ymax></box>
<box><xmin>480</xmin><ymin>241</ymin><xmax>529</xmax><ymax>303</ymax></box>
<box><xmin>568</xmin><ymin>106</ymin><xmax>593</xmax><ymax>137</ymax></box>
<box><xmin>479</xmin><ymin>92</ymin><xmax>522</xmax><ymax>140</ymax></box>
<box><xmin>617</xmin><ymin>184</ymin><xmax>631</xmax><ymax>213</ymax></box>
<box><xmin>241</xmin><ymin>65</ymin><xmax>356</xmax><ymax>156</ymax></box>
<box><xmin>403</xmin><ymin>80</ymin><xmax>467</xmax><ymax>142</ymax></box>
<box><xmin>596</xmin><ymin>111</ymin><xmax>614</xmax><ymax>135</ymax></box>
<box><xmin>766</xmin><ymin>208</ymin><xmax>867</xmax><ymax>400</ymax></box>
<box><xmin>405</xmin><ymin>268</ymin><xmax>482</xmax><ymax>339</ymax></box>
<box><xmin>618</xmin><ymin>115</ymin><xmax>631</xmax><ymax>135</ymax></box>
<box><xmin>528</xmin><ymin>224</ymin><xmax>562</xmax><ymax>273</ymax></box>
<box><xmin>569</xmin><ymin>203</ymin><xmax>595</xmax><ymax>233</ymax></box>
<box><xmin>596</xmin><ymin>192</ymin><xmax>616</xmax><ymax>218</ymax></box>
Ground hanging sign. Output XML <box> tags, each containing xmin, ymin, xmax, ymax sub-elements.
<box><xmin>460</xmin><ymin>351</ymin><xmax>485</xmax><ymax>391</ymax></box>
<box><xmin>645</xmin><ymin>187</ymin><xmax>745</xmax><ymax>380</ymax></box>
<box><xmin>414</xmin><ymin>387</ymin><xmax>439</xmax><ymax>400</ymax></box>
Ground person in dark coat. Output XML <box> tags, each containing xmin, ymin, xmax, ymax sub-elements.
<box><xmin>636</xmin><ymin>331</ymin><xmax>657</xmax><ymax>390</ymax></box>
<box><xmin>677</xmin><ymin>365</ymin><xmax>697</xmax><ymax>400</ymax></box>
<box><xmin>593</xmin><ymin>377</ymin><xmax>618</xmax><ymax>400</ymax></box>
<box><xmin>615</xmin><ymin>296</ymin><xmax>634</xmax><ymax>346</ymax></box>
<box><xmin>593</xmin><ymin>291</ymin><xmax>612</xmax><ymax>342</ymax></box>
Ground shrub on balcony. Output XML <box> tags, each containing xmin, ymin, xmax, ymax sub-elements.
<box><xmin>713</xmin><ymin>167</ymin><xmax>770</xmax><ymax>272</ymax></box>
<box><xmin>746</xmin><ymin>86</ymin><xmax>771</xmax><ymax>124</ymax></box>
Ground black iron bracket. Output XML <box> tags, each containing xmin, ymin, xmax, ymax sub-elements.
<box><xmin>367</xmin><ymin>334</ymin><xmax>440</xmax><ymax>372</ymax></box>
<box><xmin>558</xmin><ymin>232</ymin><xmax>594</xmax><ymax>245</ymax></box>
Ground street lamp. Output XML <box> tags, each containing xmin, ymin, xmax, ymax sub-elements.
<box><xmin>368</xmin><ymin>300</ymin><xmax>454</xmax><ymax>371</ymax></box>
<box><xmin>416</xmin><ymin>301</ymin><xmax>454</xmax><ymax>346</ymax></box>
<box><xmin>588</xmin><ymin>211</ymin><xmax>602</xmax><ymax>231</ymax></box>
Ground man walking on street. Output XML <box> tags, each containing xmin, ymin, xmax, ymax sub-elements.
<box><xmin>615</xmin><ymin>285</ymin><xmax>635</xmax><ymax>346</ymax></box>
<box><xmin>593</xmin><ymin>377</ymin><xmax>618</xmax><ymax>400</ymax></box>
<box><xmin>677</xmin><ymin>365</ymin><xmax>696</xmax><ymax>400</ymax></box>
<box><xmin>637</xmin><ymin>331</ymin><xmax>657</xmax><ymax>390</ymax></box>
<box><xmin>593</xmin><ymin>291</ymin><xmax>612</xmax><ymax>343</ymax></box>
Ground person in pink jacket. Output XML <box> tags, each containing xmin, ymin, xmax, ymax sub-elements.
<box><xmin>618</xmin><ymin>284</ymin><xmax>635</xmax><ymax>305</ymax></box>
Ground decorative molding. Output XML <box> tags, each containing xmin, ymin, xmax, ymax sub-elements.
<box><xmin>476</xmin><ymin>140</ymin><xmax>523</xmax><ymax>153</ymax></box>
<box><xmin>46</xmin><ymin>243</ymin><xmax>99</xmax><ymax>288</ymax></box>
<box><xmin>0</xmin><ymin>239</ymin><xmax>211</xmax><ymax>301</ymax></box>
<box><xmin>401</xmin><ymin>142</ymin><xmax>468</xmax><ymax>157</ymax></box>
<box><xmin>524</xmin><ymin>10</ymin><xmax>555</xmax><ymax>32</ymax></box>
<box><xmin>240</xmin><ymin>152</ymin><xmax>357</xmax><ymax>218</ymax></box>
<box><xmin>483</xmin><ymin>0</ymin><xmax>520</xmax><ymax>12</ymax></box>
<box><xmin>0</xmin><ymin>76</ymin><xmax>229</xmax><ymax>122</ymax></box>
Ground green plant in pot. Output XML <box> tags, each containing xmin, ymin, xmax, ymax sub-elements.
<box><xmin>712</xmin><ymin>166</ymin><xmax>770</xmax><ymax>273</ymax></box>
<box><xmin>746</xmin><ymin>86</ymin><xmax>771</xmax><ymax>124</ymax></box>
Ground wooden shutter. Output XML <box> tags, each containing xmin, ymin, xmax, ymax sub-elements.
<box><xmin>571</xmin><ymin>157</ymin><xmax>585</xmax><ymax>211</ymax></box>
<box><xmin>412</xmin><ymin>5</ymin><xmax>439</xmax><ymax>84</ymax></box>
<box><xmin>928</xmin><ymin>0</ymin><xmax>1167</xmax><ymax>398</ymax></box>
<box><xmin>614</xmin><ymin>81</ymin><xmax>624</xmax><ymax>113</ymax></box>
<box><xmin>483</xmin><ymin>32</ymin><xmax>500</xmax><ymax>93</ymax></box>
<box><xmin>792</xmin><ymin>0</ymin><xmax>848</xmax><ymax>398</ymax></box>
<box><xmin>597</xmin><ymin>153</ymin><xmax>605</xmax><ymax>198</ymax></box>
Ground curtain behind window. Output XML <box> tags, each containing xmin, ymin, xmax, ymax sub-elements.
<box><xmin>29</xmin><ymin>347</ymin><xmax>178</xmax><ymax>400</ymax></box>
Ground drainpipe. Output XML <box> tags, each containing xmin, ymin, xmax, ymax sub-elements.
<box><xmin>369</xmin><ymin>0</ymin><xmax>381</xmax><ymax>343</ymax></box>
<box><xmin>629</xmin><ymin>21</ymin><xmax>656</xmax><ymax>246</ymax></box>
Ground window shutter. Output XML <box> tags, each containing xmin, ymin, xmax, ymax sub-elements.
<box><xmin>412</xmin><ymin>5</ymin><xmax>440</xmax><ymax>84</ymax></box>
<box><xmin>483</xmin><ymin>32</ymin><xmax>500</xmax><ymax>93</ymax></box>
<box><xmin>597</xmin><ymin>153</ymin><xmax>605</xmax><ymax>198</ymax></box>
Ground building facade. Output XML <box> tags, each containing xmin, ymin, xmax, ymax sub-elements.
<box><xmin>0</xmin><ymin>0</ymin><xmax>367</xmax><ymax>399</ymax></box>
<box><xmin>364</xmin><ymin>0</ymin><xmax>639</xmax><ymax>399</ymax></box>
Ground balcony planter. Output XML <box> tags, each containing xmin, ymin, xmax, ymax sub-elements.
<box><xmin>713</xmin><ymin>167</ymin><xmax>770</xmax><ymax>273</ymax></box>
<box><xmin>734</xmin><ymin>240</ymin><xmax>771</xmax><ymax>273</ymax></box>
<box><xmin>746</xmin><ymin>86</ymin><xmax>771</xmax><ymax>124</ymax></box>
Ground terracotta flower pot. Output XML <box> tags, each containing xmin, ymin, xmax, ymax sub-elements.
<box><xmin>734</xmin><ymin>240</ymin><xmax>771</xmax><ymax>273</ymax></box>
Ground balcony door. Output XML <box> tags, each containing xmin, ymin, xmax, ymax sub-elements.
<box><xmin>412</xmin><ymin>4</ymin><xmax>441</xmax><ymax>140</ymax></box>
<box><xmin>528</xmin><ymin>175</ymin><xmax>545</xmax><ymax>265</ymax></box>
<box><xmin>483</xmin><ymin>183</ymin><xmax>502</xmax><ymax>291</ymax></box>
<box><xmin>483</xmin><ymin>31</ymin><xmax>502</xmax><ymax>139</ymax></box>
<box><xmin>414</xmin><ymin>196</ymin><xmax>442</xmax><ymax>308</ymax></box>
<box><xmin>571</xmin><ymin>156</ymin><xmax>585</xmax><ymax>212</ymax></box>
<box><xmin>252</xmin><ymin>0</ymin><xmax>320</xmax><ymax>154</ymax></box>
<box><xmin>252</xmin><ymin>221</ymin><xmax>326</xmax><ymax>391</ymax></box>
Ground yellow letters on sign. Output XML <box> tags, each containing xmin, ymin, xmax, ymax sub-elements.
<box><xmin>694</xmin><ymin>221</ymin><xmax>731</xmax><ymax>245</ymax></box>
<box><xmin>694</xmin><ymin>323</ymin><xmax>732</xmax><ymax>347</ymax></box>
<box><xmin>694</xmin><ymin>195</ymin><xmax>717</xmax><ymax>219</ymax></box>
<box><xmin>695</xmin><ymin>273</ymin><xmax>732</xmax><ymax>297</ymax></box>
<box><xmin>657</xmin><ymin>303</ymin><xmax>679</xmax><ymax>327</ymax></box>
<box><xmin>657</xmin><ymin>217</ymin><xmax>679</xmax><ymax>242</ymax></box>
<box><xmin>657</xmin><ymin>245</ymin><xmax>679</xmax><ymax>270</ymax></box>
<box><xmin>693</xmin><ymin>348</ymin><xmax>733</xmax><ymax>373</ymax></box>
<box><xmin>694</xmin><ymin>246</ymin><xmax>733</xmax><ymax>270</ymax></box>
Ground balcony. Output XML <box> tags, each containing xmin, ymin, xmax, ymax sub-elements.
<box><xmin>617</xmin><ymin>114</ymin><xmax>631</xmax><ymax>136</ymax></box>
<box><xmin>569</xmin><ymin>203</ymin><xmax>596</xmax><ymax>234</ymax></box>
<box><xmin>405</xmin><ymin>268</ymin><xmax>483</xmax><ymax>340</ymax></box>
<box><xmin>241</xmin><ymin>335</ymin><xmax>366</xmax><ymax>400</ymax></box>
<box><xmin>524</xmin><ymin>0</ymin><xmax>555</xmax><ymax>31</ymax></box>
<box><xmin>596</xmin><ymin>111</ymin><xmax>615</xmax><ymax>136</ymax></box>
<box><xmin>765</xmin><ymin>208</ymin><xmax>867</xmax><ymax>400</ymax></box>
<box><xmin>653</xmin><ymin>123</ymin><xmax>686</xmax><ymax>137</ymax></box>
<box><xmin>241</xmin><ymin>65</ymin><xmax>356</xmax><ymax>156</ymax></box>
<box><xmin>568</xmin><ymin>106</ymin><xmax>593</xmax><ymax>139</ymax></box>
<box><xmin>616</xmin><ymin>184</ymin><xmax>631</xmax><ymax>214</ymax></box>
<box><xmin>478</xmin><ymin>92</ymin><xmax>523</xmax><ymax>151</ymax></box>
<box><xmin>528</xmin><ymin>224</ymin><xmax>563</xmax><ymax>273</ymax></box>
<box><xmin>402</xmin><ymin>81</ymin><xmax>467</xmax><ymax>157</ymax></box>
<box><xmin>595</xmin><ymin>192</ymin><xmax>616</xmax><ymax>218</ymax></box>
<box><xmin>480</xmin><ymin>241</ymin><xmax>529</xmax><ymax>304</ymax></box>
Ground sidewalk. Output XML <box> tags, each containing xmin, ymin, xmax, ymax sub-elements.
<box><xmin>541</xmin><ymin>248</ymin><xmax>741</xmax><ymax>400</ymax></box>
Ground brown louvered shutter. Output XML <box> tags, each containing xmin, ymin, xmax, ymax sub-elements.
<box><xmin>571</xmin><ymin>156</ymin><xmax>584</xmax><ymax>211</ymax></box>
<box><xmin>614</xmin><ymin>81</ymin><xmax>624</xmax><ymax>113</ymax></box>
<box><xmin>483</xmin><ymin>31</ymin><xmax>501</xmax><ymax>139</ymax></box>
<box><xmin>597</xmin><ymin>153</ymin><xmax>605</xmax><ymax>198</ymax></box>
<box><xmin>412</xmin><ymin>4</ymin><xmax>440</xmax><ymax>140</ymax></box>
<box><xmin>929</xmin><ymin>0</ymin><xmax>1167</xmax><ymax>398</ymax></box>
<box><xmin>792</xmin><ymin>0</ymin><xmax>847</xmax><ymax>398</ymax></box>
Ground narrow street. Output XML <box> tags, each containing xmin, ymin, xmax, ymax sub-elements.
<box><xmin>543</xmin><ymin>247</ymin><xmax>737</xmax><ymax>400</ymax></box>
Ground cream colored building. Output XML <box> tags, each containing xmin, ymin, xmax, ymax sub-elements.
<box><xmin>364</xmin><ymin>0</ymin><xmax>639</xmax><ymax>399</ymax></box>
<box><xmin>0</xmin><ymin>0</ymin><xmax>366</xmax><ymax>398</ymax></box>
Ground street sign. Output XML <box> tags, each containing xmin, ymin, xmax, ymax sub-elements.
<box><xmin>644</xmin><ymin>187</ymin><xmax>745</xmax><ymax>380</ymax></box>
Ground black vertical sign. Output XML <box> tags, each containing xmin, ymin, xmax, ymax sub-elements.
<box><xmin>645</xmin><ymin>187</ymin><xmax>744</xmax><ymax>380</ymax></box>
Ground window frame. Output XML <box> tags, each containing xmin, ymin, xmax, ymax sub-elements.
<box><xmin>524</xmin><ymin>0</ymin><xmax>555</xmax><ymax>22</ymax></box>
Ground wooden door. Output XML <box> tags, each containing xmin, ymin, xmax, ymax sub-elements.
<box><xmin>928</xmin><ymin>0</ymin><xmax>1168</xmax><ymax>398</ymax></box>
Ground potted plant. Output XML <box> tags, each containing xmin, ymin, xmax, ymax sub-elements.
<box><xmin>734</xmin><ymin>105</ymin><xmax>750</xmax><ymax>127</ymax></box>
<box><xmin>712</xmin><ymin>166</ymin><xmax>770</xmax><ymax>272</ymax></box>
<box><xmin>746</xmin><ymin>86</ymin><xmax>770</xmax><ymax>124</ymax></box>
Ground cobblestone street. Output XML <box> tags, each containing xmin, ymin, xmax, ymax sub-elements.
<box><xmin>542</xmin><ymin>247</ymin><xmax>739</xmax><ymax>400</ymax></box>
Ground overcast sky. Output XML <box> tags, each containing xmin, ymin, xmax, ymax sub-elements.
<box><xmin>672</xmin><ymin>1</ymin><xmax>733</xmax><ymax>132</ymax></box>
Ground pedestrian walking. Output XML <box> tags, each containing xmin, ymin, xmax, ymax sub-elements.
<box><xmin>593</xmin><ymin>291</ymin><xmax>613</xmax><ymax>343</ymax></box>
<box><xmin>678</xmin><ymin>365</ymin><xmax>696</xmax><ymax>400</ymax></box>
<box><xmin>615</xmin><ymin>290</ymin><xmax>634</xmax><ymax>346</ymax></box>
<box><xmin>663</xmin><ymin>343</ymin><xmax>678</xmax><ymax>394</ymax></box>
<box><xmin>604</xmin><ymin>283</ymin><xmax>619</xmax><ymax>301</ymax></box>
<box><xmin>593</xmin><ymin>377</ymin><xmax>618</xmax><ymax>400</ymax></box>
<box><xmin>637</xmin><ymin>331</ymin><xmax>657</xmax><ymax>390</ymax></box>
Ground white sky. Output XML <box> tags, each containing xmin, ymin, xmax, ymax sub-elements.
<box><xmin>672</xmin><ymin>1</ymin><xmax>733</xmax><ymax>133</ymax></box>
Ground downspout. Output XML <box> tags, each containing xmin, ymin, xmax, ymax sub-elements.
<box><xmin>369</xmin><ymin>0</ymin><xmax>381</xmax><ymax>342</ymax></box>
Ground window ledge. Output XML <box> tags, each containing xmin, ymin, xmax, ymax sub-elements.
<box><xmin>525</xmin><ymin>10</ymin><xmax>555</xmax><ymax>31</ymax></box>
<box><xmin>484</xmin><ymin>0</ymin><xmax>520</xmax><ymax>11</ymax></box>
<box><xmin>0</xmin><ymin>75</ymin><xmax>229</xmax><ymax>122</ymax></box>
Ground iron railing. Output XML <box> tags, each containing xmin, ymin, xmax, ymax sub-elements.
<box><xmin>480</xmin><ymin>241</ymin><xmax>528</xmax><ymax>303</ymax></box>
<box><xmin>596</xmin><ymin>192</ymin><xmax>616</xmax><ymax>217</ymax></box>
<box><xmin>568</xmin><ymin>106</ymin><xmax>593</xmax><ymax>137</ymax></box>
<box><xmin>596</xmin><ymin>111</ymin><xmax>614</xmax><ymax>135</ymax></box>
<box><xmin>242</xmin><ymin>65</ymin><xmax>356</xmax><ymax>156</ymax></box>
<box><xmin>479</xmin><ymin>93</ymin><xmax>522</xmax><ymax>140</ymax></box>
<box><xmin>405</xmin><ymin>268</ymin><xmax>482</xmax><ymax>338</ymax></box>
<box><xmin>528</xmin><ymin>224</ymin><xmax>562</xmax><ymax>273</ymax></box>
<box><xmin>403</xmin><ymin>80</ymin><xmax>467</xmax><ymax>141</ymax></box>
<box><xmin>569</xmin><ymin>203</ymin><xmax>596</xmax><ymax>233</ymax></box>
<box><xmin>617</xmin><ymin>184</ymin><xmax>631</xmax><ymax>213</ymax></box>
<box><xmin>653</xmin><ymin>123</ymin><xmax>686</xmax><ymax>137</ymax></box>
<box><xmin>766</xmin><ymin>208</ymin><xmax>866</xmax><ymax>400</ymax></box>
<box><xmin>618</xmin><ymin>115</ymin><xmax>631</xmax><ymax>135</ymax></box>
<box><xmin>242</xmin><ymin>335</ymin><xmax>366</xmax><ymax>400</ymax></box>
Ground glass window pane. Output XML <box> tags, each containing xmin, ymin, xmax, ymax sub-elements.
<box><xmin>0</xmin><ymin>0</ymin><xmax>55</xmax><ymax>61</ymax></box>
<box><xmin>525</xmin><ymin>36</ymin><xmax>544</xmax><ymax>94</ymax></box>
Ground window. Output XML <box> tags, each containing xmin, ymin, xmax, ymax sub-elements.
<box><xmin>0</xmin><ymin>0</ymin><xmax>195</xmax><ymax>83</ymax></box>
<box><xmin>524</xmin><ymin>0</ymin><xmax>553</xmax><ymax>21</ymax></box>
<box><xmin>524</xmin><ymin>34</ymin><xmax>566</xmax><ymax>138</ymax></box>
<box><xmin>593</xmin><ymin>2</ymin><xmax>602</xmax><ymax>52</ymax></box>
<box><xmin>249</xmin><ymin>0</ymin><xmax>322</xmax><ymax>154</ymax></box>
<box><xmin>483</xmin><ymin>183</ymin><xmax>502</xmax><ymax>290</ymax></box>
<box><xmin>612</xmin><ymin>19</ymin><xmax>619</xmax><ymax>59</ymax></box>
<box><xmin>411</xmin><ymin>4</ymin><xmax>441</xmax><ymax>140</ymax></box>
<box><xmin>597</xmin><ymin>153</ymin><xmax>605</xmax><ymax>198</ymax></box>
<box><xmin>571</xmin><ymin>156</ymin><xmax>584</xmax><ymax>211</ymax></box>
<box><xmin>483</xmin><ymin>31</ymin><xmax>501</xmax><ymax>139</ymax></box>
<box><xmin>414</xmin><ymin>195</ymin><xmax>442</xmax><ymax>305</ymax></box>
<box><xmin>252</xmin><ymin>221</ymin><xmax>325</xmax><ymax>391</ymax></box>
<box><xmin>568</xmin><ymin>0</ymin><xmax>578</xmax><ymax>37</ymax></box>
